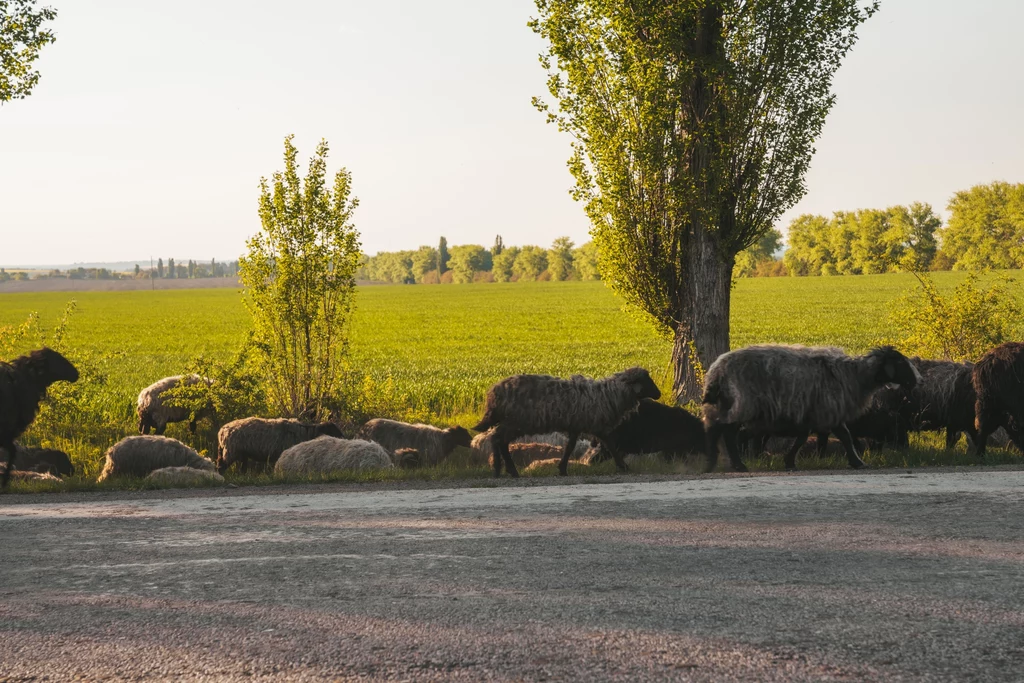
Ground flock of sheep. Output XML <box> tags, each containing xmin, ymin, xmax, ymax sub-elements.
<box><xmin>2</xmin><ymin>340</ymin><xmax>1023</xmax><ymax>489</ymax></box>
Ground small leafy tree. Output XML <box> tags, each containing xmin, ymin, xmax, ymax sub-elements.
<box><xmin>889</xmin><ymin>272</ymin><xmax>1020</xmax><ymax>362</ymax></box>
<box><xmin>572</xmin><ymin>241</ymin><xmax>601</xmax><ymax>280</ymax></box>
<box><xmin>492</xmin><ymin>234</ymin><xmax>504</xmax><ymax>256</ymax></box>
<box><xmin>547</xmin><ymin>236</ymin><xmax>575</xmax><ymax>281</ymax></box>
<box><xmin>438</xmin><ymin>236</ymin><xmax>450</xmax><ymax>276</ymax></box>
<box><xmin>512</xmin><ymin>246</ymin><xmax>548</xmax><ymax>281</ymax></box>
<box><xmin>0</xmin><ymin>0</ymin><xmax>57</xmax><ymax>102</ymax></box>
<box><xmin>492</xmin><ymin>246</ymin><xmax>521</xmax><ymax>282</ymax></box>
<box><xmin>411</xmin><ymin>246</ymin><xmax>438</xmax><ymax>283</ymax></box>
<box><xmin>448</xmin><ymin>244</ymin><xmax>492</xmax><ymax>284</ymax></box>
<box><xmin>239</xmin><ymin>135</ymin><xmax>362</xmax><ymax>419</ymax></box>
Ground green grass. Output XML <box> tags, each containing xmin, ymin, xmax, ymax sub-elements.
<box><xmin>2</xmin><ymin>272</ymin><xmax>1022</xmax><ymax>483</ymax></box>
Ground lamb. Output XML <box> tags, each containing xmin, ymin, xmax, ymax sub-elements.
<box><xmin>96</xmin><ymin>435</ymin><xmax>216</xmax><ymax>481</ymax></box>
<box><xmin>275</xmin><ymin>436</ymin><xmax>394</xmax><ymax>476</ymax></box>
<box><xmin>473</xmin><ymin>367</ymin><xmax>661</xmax><ymax>477</ymax></box>
<box><xmin>137</xmin><ymin>375</ymin><xmax>215</xmax><ymax>435</ymax></box>
<box><xmin>1</xmin><ymin>445</ymin><xmax>74</xmax><ymax>477</ymax></box>
<box><xmin>523</xmin><ymin>458</ymin><xmax>589</xmax><ymax>475</ymax></box>
<box><xmin>0</xmin><ymin>347</ymin><xmax>79</xmax><ymax>488</ymax></box>
<box><xmin>702</xmin><ymin>345</ymin><xmax>919</xmax><ymax>472</ymax></box>
<box><xmin>146</xmin><ymin>466</ymin><xmax>226</xmax><ymax>486</ymax></box>
<box><xmin>489</xmin><ymin>442</ymin><xmax>566</xmax><ymax>470</ymax></box>
<box><xmin>216</xmin><ymin>417</ymin><xmax>344</xmax><ymax>473</ymax></box>
<box><xmin>585</xmin><ymin>399</ymin><xmax>705</xmax><ymax>463</ymax></box>
<box><xmin>898</xmin><ymin>358</ymin><xmax>979</xmax><ymax>449</ymax></box>
<box><xmin>972</xmin><ymin>342</ymin><xmax>1024</xmax><ymax>456</ymax></box>
<box><xmin>392</xmin><ymin>448</ymin><xmax>422</xmax><ymax>469</ymax></box>
<box><xmin>356</xmin><ymin>419</ymin><xmax>471</xmax><ymax>467</ymax></box>
<box><xmin>470</xmin><ymin>431</ymin><xmax>591</xmax><ymax>465</ymax></box>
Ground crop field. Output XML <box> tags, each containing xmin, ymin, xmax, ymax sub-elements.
<box><xmin>1</xmin><ymin>272</ymin><xmax>1022</xmax><ymax>481</ymax></box>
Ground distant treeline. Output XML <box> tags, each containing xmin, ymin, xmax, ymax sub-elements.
<box><xmin>358</xmin><ymin>236</ymin><xmax>601</xmax><ymax>284</ymax></box>
<box><xmin>0</xmin><ymin>259</ymin><xmax>240</xmax><ymax>283</ymax></box>
<box><xmin>782</xmin><ymin>181</ymin><xmax>1024</xmax><ymax>276</ymax></box>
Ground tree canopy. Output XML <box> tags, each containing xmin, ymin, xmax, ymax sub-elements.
<box><xmin>0</xmin><ymin>0</ymin><xmax>57</xmax><ymax>102</ymax></box>
<box><xmin>940</xmin><ymin>182</ymin><xmax>1024</xmax><ymax>270</ymax></box>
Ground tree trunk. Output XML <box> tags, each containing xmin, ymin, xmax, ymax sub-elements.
<box><xmin>672</xmin><ymin>228</ymin><xmax>733</xmax><ymax>404</ymax></box>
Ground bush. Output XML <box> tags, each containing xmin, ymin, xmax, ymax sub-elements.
<box><xmin>888</xmin><ymin>272</ymin><xmax>1021</xmax><ymax>362</ymax></box>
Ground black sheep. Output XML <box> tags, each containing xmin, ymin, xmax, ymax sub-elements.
<box><xmin>972</xmin><ymin>342</ymin><xmax>1024</xmax><ymax>456</ymax></box>
<box><xmin>0</xmin><ymin>445</ymin><xmax>74</xmax><ymax>477</ymax></box>
<box><xmin>588</xmin><ymin>399</ymin><xmax>704</xmax><ymax>463</ymax></box>
<box><xmin>0</xmin><ymin>348</ymin><xmax>79</xmax><ymax>488</ymax></box>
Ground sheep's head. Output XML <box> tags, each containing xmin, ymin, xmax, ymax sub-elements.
<box><xmin>618</xmin><ymin>367</ymin><xmax>661</xmax><ymax>401</ymax></box>
<box><xmin>31</xmin><ymin>347</ymin><xmax>79</xmax><ymax>385</ymax></box>
<box><xmin>443</xmin><ymin>425</ymin><xmax>472</xmax><ymax>452</ymax></box>
<box><xmin>317</xmin><ymin>422</ymin><xmax>344</xmax><ymax>439</ymax></box>
<box><xmin>870</xmin><ymin>346</ymin><xmax>920</xmax><ymax>390</ymax></box>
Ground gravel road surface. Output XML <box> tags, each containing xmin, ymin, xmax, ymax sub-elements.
<box><xmin>2</xmin><ymin>469</ymin><xmax>1023</xmax><ymax>681</ymax></box>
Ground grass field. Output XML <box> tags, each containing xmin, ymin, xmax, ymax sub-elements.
<box><xmin>2</xmin><ymin>272</ymin><xmax>1022</xmax><ymax>484</ymax></box>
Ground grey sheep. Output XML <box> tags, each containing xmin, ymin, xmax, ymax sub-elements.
<box><xmin>356</xmin><ymin>419</ymin><xmax>471</xmax><ymax>466</ymax></box>
<box><xmin>97</xmin><ymin>435</ymin><xmax>215</xmax><ymax>481</ymax></box>
<box><xmin>470</xmin><ymin>431</ymin><xmax>591</xmax><ymax>465</ymax></box>
<box><xmin>0</xmin><ymin>347</ymin><xmax>79</xmax><ymax>488</ymax></box>
<box><xmin>137</xmin><ymin>375</ymin><xmax>215</xmax><ymax>435</ymax></box>
<box><xmin>146</xmin><ymin>466</ymin><xmax>226</xmax><ymax>487</ymax></box>
<box><xmin>703</xmin><ymin>345</ymin><xmax>919</xmax><ymax>472</ymax></box>
<box><xmin>972</xmin><ymin>342</ymin><xmax>1024</xmax><ymax>456</ymax></box>
<box><xmin>275</xmin><ymin>437</ymin><xmax>394</xmax><ymax>476</ymax></box>
<box><xmin>216</xmin><ymin>417</ymin><xmax>343</xmax><ymax>473</ymax></box>
<box><xmin>473</xmin><ymin>367</ymin><xmax>661</xmax><ymax>477</ymax></box>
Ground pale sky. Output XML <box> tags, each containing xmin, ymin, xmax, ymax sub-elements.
<box><xmin>2</xmin><ymin>0</ymin><xmax>1022</xmax><ymax>266</ymax></box>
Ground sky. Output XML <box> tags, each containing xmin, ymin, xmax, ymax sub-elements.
<box><xmin>1</xmin><ymin>0</ymin><xmax>1022</xmax><ymax>266</ymax></box>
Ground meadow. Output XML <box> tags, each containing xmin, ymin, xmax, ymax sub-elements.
<box><xmin>2</xmin><ymin>271</ymin><xmax>1022</xmax><ymax>482</ymax></box>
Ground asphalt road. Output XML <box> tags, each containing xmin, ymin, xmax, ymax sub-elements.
<box><xmin>2</xmin><ymin>469</ymin><xmax>1023</xmax><ymax>681</ymax></box>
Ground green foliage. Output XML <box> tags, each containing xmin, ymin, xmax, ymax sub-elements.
<box><xmin>239</xmin><ymin>135</ymin><xmax>362</xmax><ymax>419</ymax></box>
<box><xmin>0</xmin><ymin>0</ymin><xmax>57</xmax><ymax>102</ymax></box>
<box><xmin>734</xmin><ymin>229</ymin><xmax>782</xmax><ymax>277</ymax></box>
<box><xmin>438</xmin><ymin>236</ymin><xmax>450</xmax><ymax>274</ymax></box>
<box><xmin>411</xmin><ymin>246</ymin><xmax>439</xmax><ymax>283</ymax></box>
<box><xmin>512</xmin><ymin>246</ymin><xmax>548</xmax><ymax>281</ymax></box>
<box><xmin>547</xmin><ymin>236</ymin><xmax>575</xmax><ymax>281</ymax></box>
<box><xmin>531</xmin><ymin>0</ymin><xmax>877</xmax><ymax>332</ymax></box>
<box><xmin>572</xmin><ymin>241</ymin><xmax>601</xmax><ymax>281</ymax></box>
<box><xmin>784</xmin><ymin>203</ymin><xmax>942</xmax><ymax>275</ymax></box>
<box><xmin>492</xmin><ymin>235</ymin><xmax>504</xmax><ymax>256</ymax></box>
<box><xmin>492</xmin><ymin>246</ymin><xmax>521</xmax><ymax>282</ymax></box>
<box><xmin>163</xmin><ymin>340</ymin><xmax>268</xmax><ymax>429</ymax></box>
<box><xmin>940</xmin><ymin>182</ymin><xmax>1024</xmax><ymax>270</ymax></box>
<box><xmin>448</xmin><ymin>244</ymin><xmax>492</xmax><ymax>284</ymax></box>
<box><xmin>361</xmin><ymin>250</ymin><xmax>415</xmax><ymax>284</ymax></box>
<box><xmin>888</xmin><ymin>272</ymin><xmax>1020</xmax><ymax>362</ymax></box>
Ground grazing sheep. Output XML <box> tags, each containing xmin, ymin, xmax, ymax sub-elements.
<box><xmin>97</xmin><ymin>435</ymin><xmax>215</xmax><ymax>481</ymax></box>
<box><xmin>473</xmin><ymin>367</ymin><xmax>661</xmax><ymax>478</ymax></box>
<box><xmin>973</xmin><ymin>342</ymin><xmax>1024</xmax><ymax>456</ymax></box>
<box><xmin>356</xmin><ymin>419</ymin><xmax>471</xmax><ymax>467</ymax></box>
<box><xmin>0</xmin><ymin>347</ymin><xmax>79</xmax><ymax>488</ymax></box>
<box><xmin>523</xmin><ymin>458</ymin><xmax>589</xmax><ymax>474</ymax></box>
<box><xmin>146</xmin><ymin>466</ymin><xmax>226</xmax><ymax>487</ymax></box>
<box><xmin>7</xmin><ymin>470</ymin><xmax>62</xmax><ymax>483</ymax></box>
<box><xmin>487</xmin><ymin>442</ymin><xmax>566</xmax><ymax>470</ymax></box>
<box><xmin>470</xmin><ymin>431</ymin><xmax>591</xmax><ymax>465</ymax></box>
<box><xmin>216</xmin><ymin>417</ymin><xmax>344</xmax><ymax>473</ymax></box>
<box><xmin>703</xmin><ymin>345</ymin><xmax>919</xmax><ymax>472</ymax></box>
<box><xmin>586</xmin><ymin>399</ymin><xmax>704</xmax><ymax>463</ymax></box>
<box><xmin>137</xmin><ymin>375</ymin><xmax>215</xmax><ymax>435</ymax></box>
<box><xmin>275</xmin><ymin>437</ymin><xmax>393</xmax><ymax>476</ymax></box>
<box><xmin>0</xmin><ymin>445</ymin><xmax>74</xmax><ymax>477</ymax></box>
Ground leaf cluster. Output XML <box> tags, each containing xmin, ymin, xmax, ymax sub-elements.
<box><xmin>0</xmin><ymin>0</ymin><xmax>57</xmax><ymax>102</ymax></box>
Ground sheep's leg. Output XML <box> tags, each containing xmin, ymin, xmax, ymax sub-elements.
<box><xmin>1</xmin><ymin>439</ymin><xmax>16</xmax><ymax>490</ymax></box>
<box><xmin>600</xmin><ymin>439</ymin><xmax>628</xmax><ymax>473</ymax></box>
<box><xmin>835</xmin><ymin>424</ymin><xmax>867</xmax><ymax>469</ymax></box>
<box><xmin>499</xmin><ymin>438</ymin><xmax>519</xmax><ymax>479</ymax></box>
<box><xmin>704</xmin><ymin>423</ymin><xmax>722</xmax><ymax>473</ymax></box>
<box><xmin>722</xmin><ymin>425</ymin><xmax>747</xmax><ymax>473</ymax></box>
<box><xmin>784</xmin><ymin>429</ymin><xmax>810</xmax><ymax>471</ymax></box>
<box><xmin>492</xmin><ymin>428</ymin><xmax>518</xmax><ymax>478</ymax></box>
<box><xmin>189</xmin><ymin>419</ymin><xmax>198</xmax><ymax>434</ymax></box>
<box><xmin>154</xmin><ymin>422</ymin><xmax>167</xmax><ymax>436</ymax></box>
<box><xmin>945</xmin><ymin>427</ymin><xmax>960</xmax><ymax>450</ymax></box>
<box><xmin>815</xmin><ymin>432</ymin><xmax>829</xmax><ymax>458</ymax></box>
<box><xmin>558</xmin><ymin>432</ymin><xmax>579</xmax><ymax>477</ymax></box>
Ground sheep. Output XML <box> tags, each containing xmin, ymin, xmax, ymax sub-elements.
<box><xmin>392</xmin><ymin>448</ymin><xmax>422</xmax><ymax>469</ymax></box>
<box><xmin>1</xmin><ymin>445</ymin><xmax>74</xmax><ymax>477</ymax></box>
<box><xmin>137</xmin><ymin>375</ymin><xmax>215</xmax><ymax>435</ymax></box>
<box><xmin>356</xmin><ymin>419</ymin><xmax>471</xmax><ymax>467</ymax></box>
<box><xmin>585</xmin><ymin>399</ymin><xmax>705</xmax><ymax>464</ymax></box>
<box><xmin>473</xmin><ymin>367</ymin><xmax>661</xmax><ymax>478</ymax></box>
<box><xmin>972</xmin><ymin>342</ymin><xmax>1024</xmax><ymax>457</ymax></box>
<box><xmin>702</xmin><ymin>345</ymin><xmax>919</xmax><ymax>472</ymax></box>
<box><xmin>275</xmin><ymin>436</ymin><xmax>394</xmax><ymax>476</ymax></box>
<box><xmin>97</xmin><ymin>435</ymin><xmax>215</xmax><ymax>481</ymax></box>
<box><xmin>523</xmin><ymin>458</ymin><xmax>589</xmax><ymax>474</ymax></box>
<box><xmin>0</xmin><ymin>347</ymin><xmax>79</xmax><ymax>488</ymax></box>
<box><xmin>146</xmin><ymin>466</ymin><xmax>226</xmax><ymax>487</ymax></box>
<box><xmin>470</xmin><ymin>431</ymin><xmax>591</xmax><ymax>465</ymax></box>
<box><xmin>488</xmin><ymin>442</ymin><xmax>566</xmax><ymax>470</ymax></box>
<box><xmin>216</xmin><ymin>417</ymin><xmax>344</xmax><ymax>473</ymax></box>
<box><xmin>6</xmin><ymin>470</ymin><xmax>62</xmax><ymax>483</ymax></box>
